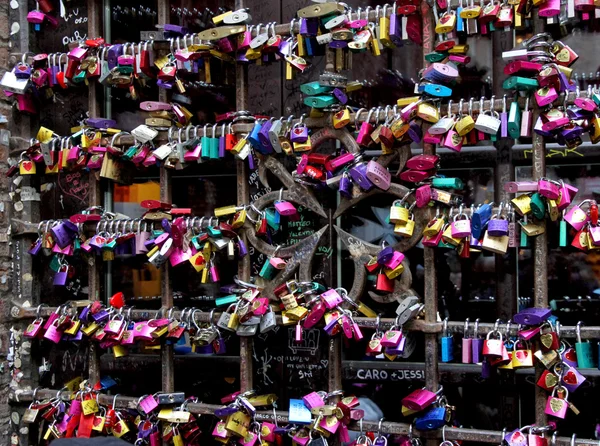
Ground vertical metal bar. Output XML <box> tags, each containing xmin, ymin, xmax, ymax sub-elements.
<box><xmin>87</xmin><ymin>0</ymin><xmax>104</xmax><ymax>386</ymax></box>
<box><xmin>235</xmin><ymin>0</ymin><xmax>253</xmax><ymax>394</ymax></box>
<box><xmin>530</xmin><ymin>13</ymin><xmax>548</xmax><ymax>429</ymax></box>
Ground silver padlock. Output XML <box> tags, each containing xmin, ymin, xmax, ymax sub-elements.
<box><xmin>396</xmin><ymin>295</ymin><xmax>420</xmax><ymax>316</ymax></box>
<box><xmin>268</xmin><ymin>119</ymin><xmax>283</xmax><ymax>153</ymax></box>
<box><xmin>223</xmin><ymin>9</ymin><xmax>252</xmax><ymax>24</ymax></box>
<box><xmin>41</xmin><ymin>138</ymin><xmax>57</xmax><ymax>166</ymax></box>
<box><xmin>397</xmin><ymin>303</ymin><xmax>424</xmax><ymax>326</ymax></box>
<box><xmin>260</xmin><ymin>310</ymin><xmax>277</xmax><ymax>333</ymax></box>
<box><xmin>325</xmin><ymin>14</ymin><xmax>348</xmax><ymax>29</ymax></box>
<box><xmin>316</xmin><ymin>33</ymin><xmax>333</xmax><ymax>45</ymax></box>
<box><xmin>210</xmin><ymin>237</ymin><xmax>230</xmax><ymax>251</ymax></box>
<box><xmin>428</xmin><ymin>115</ymin><xmax>456</xmax><ymax>135</ymax></box>
<box><xmin>401</xmin><ymin>333</ymin><xmax>417</xmax><ymax>358</ymax></box>
<box><xmin>501</xmin><ymin>49</ymin><xmax>528</xmax><ymax>61</ymax></box>
<box><xmin>0</xmin><ymin>71</ymin><xmax>30</xmax><ymax>94</ymax></box>
<box><xmin>237</xmin><ymin>324</ymin><xmax>258</xmax><ymax>336</ymax></box>
<box><xmin>241</xmin><ymin>315</ymin><xmax>262</xmax><ymax>326</ymax></box>
<box><xmin>475</xmin><ymin>110</ymin><xmax>501</xmax><ymax>134</ymax></box>
<box><xmin>217</xmin><ymin>305</ymin><xmax>235</xmax><ymax>331</ymax></box>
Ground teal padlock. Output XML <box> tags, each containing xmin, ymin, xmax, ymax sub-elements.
<box><xmin>507</xmin><ymin>101</ymin><xmax>521</xmax><ymax>139</ymax></box>
<box><xmin>419</xmin><ymin>83</ymin><xmax>452</xmax><ymax>98</ymax></box>
<box><xmin>593</xmin><ymin>92</ymin><xmax>600</xmax><ymax>106</ymax></box>
<box><xmin>520</xmin><ymin>224</ymin><xmax>530</xmax><ymax>247</ymax></box>
<box><xmin>152</xmin><ymin>230</ymin><xmax>164</xmax><ymax>238</ymax></box>
<box><xmin>432</xmin><ymin>177</ymin><xmax>464</xmax><ymax>190</ymax></box>
<box><xmin>502</xmin><ymin>76</ymin><xmax>539</xmax><ymax>91</ymax></box>
<box><xmin>300</xmin><ymin>81</ymin><xmax>333</xmax><ymax>96</ymax></box>
<box><xmin>259</xmin><ymin>258</ymin><xmax>277</xmax><ymax>280</ymax></box>
<box><xmin>559</xmin><ymin>219</ymin><xmax>567</xmax><ymax>247</ymax></box>
<box><xmin>122</xmin><ymin>145</ymin><xmax>138</xmax><ymax>161</ymax></box>
<box><xmin>201</xmin><ymin>125</ymin><xmax>210</xmax><ymax>159</ymax></box>
<box><xmin>207</xmin><ymin>226</ymin><xmax>221</xmax><ymax>238</ymax></box>
<box><xmin>215</xmin><ymin>295</ymin><xmax>238</xmax><ymax>307</ymax></box>
<box><xmin>530</xmin><ymin>193</ymin><xmax>546</xmax><ymax>220</ymax></box>
<box><xmin>424</xmin><ymin>52</ymin><xmax>448</xmax><ymax>63</ymax></box>
<box><xmin>440</xmin><ymin>318</ymin><xmax>454</xmax><ymax>363</ymax></box>
<box><xmin>265</xmin><ymin>208</ymin><xmax>280</xmax><ymax>230</ymax></box>
<box><xmin>303</xmin><ymin>95</ymin><xmax>336</xmax><ymax>109</ymax></box>
<box><xmin>575</xmin><ymin>322</ymin><xmax>595</xmax><ymax>368</ymax></box>
<box><xmin>49</xmin><ymin>255</ymin><xmax>61</xmax><ymax>272</ymax></box>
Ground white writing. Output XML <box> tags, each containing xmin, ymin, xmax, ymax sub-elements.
<box><xmin>356</xmin><ymin>368</ymin><xmax>425</xmax><ymax>381</ymax></box>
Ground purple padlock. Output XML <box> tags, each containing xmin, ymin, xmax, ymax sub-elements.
<box><xmin>299</xmin><ymin>18</ymin><xmax>319</xmax><ymax>36</ymax></box>
<box><xmin>561</xmin><ymin>364</ymin><xmax>586</xmax><ymax>392</ymax></box>
<box><xmin>339</xmin><ymin>173</ymin><xmax>352</xmax><ymax>198</ymax></box>
<box><xmin>349</xmin><ymin>163</ymin><xmax>374</xmax><ymax>191</ymax></box>
<box><xmin>237</xmin><ymin>238</ymin><xmax>248</xmax><ymax>257</ymax></box>
<box><xmin>472</xmin><ymin>337</ymin><xmax>484</xmax><ymax>363</ymax></box>
<box><xmin>106</xmin><ymin>44</ymin><xmax>123</xmax><ymax>70</ymax></box>
<box><xmin>79</xmin><ymin>306</ymin><xmax>90</xmax><ymax>322</ymax></box>
<box><xmin>50</xmin><ymin>222</ymin><xmax>75</xmax><ymax>249</ymax></box>
<box><xmin>415</xmin><ymin>185</ymin><xmax>432</xmax><ymax>208</ymax></box>
<box><xmin>156</xmin><ymin>80</ymin><xmax>174</xmax><ymax>90</ymax></box>
<box><xmin>513</xmin><ymin>307</ymin><xmax>551</xmax><ymax>325</ymax></box>
<box><xmin>53</xmin><ymin>266</ymin><xmax>68</xmax><ymax>286</ymax></box>
<box><xmin>377</xmin><ymin>246</ymin><xmax>395</xmax><ymax>265</ymax></box>
<box><xmin>91</xmin><ymin>309</ymin><xmax>110</xmax><ymax>323</ymax></box>
<box><xmin>407</xmin><ymin>121</ymin><xmax>423</xmax><ymax>143</ymax></box>
<box><xmin>385</xmin><ymin>336</ymin><xmax>406</xmax><ymax>355</ymax></box>
<box><xmin>290</xmin><ymin>124</ymin><xmax>309</xmax><ymax>143</ymax></box>
<box><xmin>213</xmin><ymin>336</ymin><xmax>227</xmax><ymax>354</ymax></box>
<box><xmin>164</xmin><ymin>24</ymin><xmax>188</xmax><ymax>35</ymax></box>
<box><xmin>28</xmin><ymin>240</ymin><xmax>42</xmax><ymax>255</ymax></box>
<box><xmin>332</xmin><ymin>88</ymin><xmax>348</xmax><ymax>104</ymax></box>
<box><xmin>589</xmin><ymin>226</ymin><xmax>600</xmax><ymax>245</ymax></box>
<box><xmin>389</xmin><ymin>14</ymin><xmax>403</xmax><ymax>45</ymax></box>
<box><xmin>365</xmin><ymin>160</ymin><xmax>391</xmax><ymax>190</ymax></box>
<box><xmin>258</xmin><ymin>120</ymin><xmax>274</xmax><ymax>151</ymax></box>
<box><xmin>487</xmin><ymin>217</ymin><xmax>509</xmax><ymax>237</ymax></box>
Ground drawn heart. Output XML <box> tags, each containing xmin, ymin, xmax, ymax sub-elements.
<box><xmin>320</xmin><ymin>360</ymin><xmax>328</xmax><ymax>368</ymax></box>
<box><xmin>545</xmin><ymin>374</ymin><xmax>558</xmax><ymax>388</ymax></box>
<box><xmin>540</xmin><ymin>333</ymin><xmax>554</xmax><ymax>349</ymax></box>
<box><xmin>194</xmin><ymin>256</ymin><xmax>205</xmax><ymax>266</ymax></box>
<box><xmin>113</xmin><ymin>422</ymin><xmax>122</xmax><ymax>433</ymax></box>
<box><xmin>564</xmin><ymin>349</ymin><xmax>577</xmax><ymax>362</ymax></box>
<box><xmin>563</xmin><ymin>370</ymin><xmax>577</xmax><ymax>385</ymax></box>
<box><xmin>516</xmin><ymin>350</ymin><xmax>529</xmax><ymax>360</ymax></box>
<box><xmin>549</xmin><ymin>397</ymin><xmax>564</xmax><ymax>413</ymax></box>
<box><xmin>385</xmin><ymin>332</ymin><xmax>397</xmax><ymax>339</ymax></box>
<box><xmin>21</xmin><ymin>161</ymin><xmax>33</xmax><ymax>171</ymax></box>
<box><xmin>368</xmin><ymin>340</ymin><xmax>380</xmax><ymax>349</ymax></box>
<box><xmin>93</xmin><ymin>417</ymin><xmax>103</xmax><ymax>427</ymax></box>
<box><xmin>510</xmin><ymin>431</ymin><xmax>526</xmax><ymax>444</ymax></box>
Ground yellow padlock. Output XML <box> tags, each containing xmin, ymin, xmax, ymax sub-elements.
<box><xmin>390</xmin><ymin>200</ymin><xmax>409</xmax><ymax>224</ymax></box>
<box><xmin>293</xmin><ymin>135</ymin><xmax>312</xmax><ymax>152</ymax></box>
<box><xmin>112</xmin><ymin>419</ymin><xmax>130</xmax><ymax>438</ymax></box>
<box><xmin>231</xmin><ymin>137</ymin><xmax>248</xmax><ymax>155</ymax></box>
<box><xmin>384</xmin><ymin>263</ymin><xmax>405</xmax><ymax>279</ymax></box>
<box><xmin>512</xmin><ymin>194</ymin><xmax>532</xmax><ymax>216</ymax></box>
<box><xmin>64</xmin><ymin>320</ymin><xmax>81</xmax><ymax>335</ymax></box>
<box><xmin>417</xmin><ymin>103</ymin><xmax>440</xmax><ymax>123</ymax></box>
<box><xmin>215</xmin><ymin>205</ymin><xmax>238</xmax><ymax>217</ymax></box>
<box><xmin>91</xmin><ymin>416</ymin><xmax>105</xmax><ymax>432</ymax></box>
<box><xmin>245</xmin><ymin>47</ymin><xmax>262</xmax><ymax>60</ymax></box>
<box><xmin>441</xmin><ymin>224</ymin><xmax>461</xmax><ymax>246</ymax></box>
<box><xmin>520</xmin><ymin>220</ymin><xmax>545</xmax><ymax>236</ymax></box>
<box><xmin>286</xmin><ymin>305</ymin><xmax>308</xmax><ymax>320</ymax></box>
<box><xmin>225</xmin><ymin>411</ymin><xmax>251</xmax><ymax>437</ymax></box>
<box><xmin>379</xmin><ymin>11</ymin><xmax>395</xmax><ymax>48</ymax></box>
<box><xmin>81</xmin><ymin>399</ymin><xmax>99</xmax><ymax>416</ymax></box>
<box><xmin>455</xmin><ymin>114</ymin><xmax>475</xmax><ymax>136</ymax></box>
<box><xmin>394</xmin><ymin>216</ymin><xmax>415</xmax><ymax>237</ymax></box>
<box><xmin>19</xmin><ymin>157</ymin><xmax>36</xmax><ymax>175</ymax></box>
<box><xmin>390</xmin><ymin>118</ymin><xmax>410</xmax><ymax>139</ymax></box>
<box><xmin>370</xmin><ymin>34</ymin><xmax>381</xmax><ymax>57</ymax></box>
<box><xmin>332</xmin><ymin>107</ymin><xmax>351</xmax><ymax>129</ymax></box>
<box><xmin>448</xmin><ymin>44</ymin><xmax>469</xmax><ymax>54</ymax></box>
<box><xmin>423</xmin><ymin>217</ymin><xmax>445</xmax><ymax>237</ymax></box>
<box><xmin>232</xmin><ymin>210</ymin><xmax>247</xmax><ymax>228</ymax></box>
<box><xmin>81</xmin><ymin>322</ymin><xmax>99</xmax><ymax>336</ymax></box>
<box><xmin>435</xmin><ymin>11</ymin><xmax>457</xmax><ymax>33</ymax></box>
<box><xmin>547</xmin><ymin>199</ymin><xmax>559</xmax><ymax>221</ymax></box>
<box><xmin>189</xmin><ymin>252</ymin><xmax>206</xmax><ymax>272</ymax></box>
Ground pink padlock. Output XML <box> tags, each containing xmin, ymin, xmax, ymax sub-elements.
<box><xmin>139</xmin><ymin>395</ymin><xmax>159</xmax><ymax>414</ymax></box>
<box><xmin>400</xmin><ymin>101</ymin><xmax>420</xmax><ymax>121</ymax></box>
<box><xmin>169</xmin><ymin>247</ymin><xmax>192</xmax><ymax>267</ymax></box>
<box><xmin>422</xmin><ymin>230</ymin><xmax>443</xmax><ymax>247</ymax></box>
<box><xmin>274</xmin><ymin>190</ymin><xmax>297</xmax><ymax>216</ymax></box>
<box><xmin>52</xmin><ymin>243</ymin><xmax>74</xmax><ymax>256</ymax></box>
<box><xmin>589</xmin><ymin>226</ymin><xmax>600</xmax><ymax>245</ymax></box>
<box><xmin>451</xmin><ymin>214</ymin><xmax>471</xmax><ymax>238</ymax></box>
<box><xmin>24</xmin><ymin>318</ymin><xmax>44</xmax><ymax>338</ymax></box>
<box><xmin>117</xmin><ymin>55</ymin><xmax>135</xmax><ymax>65</ymax></box>
<box><xmin>574</xmin><ymin>96</ymin><xmax>597</xmax><ymax>112</ymax></box>
<box><xmin>320</xmin><ymin>289</ymin><xmax>343</xmax><ymax>309</ymax></box>
<box><xmin>44</xmin><ymin>321</ymin><xmax>63</xmax><ymax>343</ymax></box>
<box><xmin>32</xmin><ymin>69</ymin><xmax>48</xmax><ymax>87</ymax></box>
<box><xmin>143</xmin><ymin>153</ymin><xmax>157</xmax><ymax>167</ymax></box>
<box><xmin>303</xmin><ymin>301</ymin><xmax>326</xmax><ymax>329</ymax></box>
<box><xmin>67</xmin><ymin>145</ymin><xmax>80</xmax><ymax>163</ymax></box>
<box><xmin>27</xmin><ymin>10</ymin><xmax>46</xmax><ymax>23</ymax></box>
<box><xmin>260</xmin><ymin>423</ymin><xmax>277</xmax><ymax>442</ymax></box>
<box><xmin>326</xmin><ymin>152</ymin><xmax>355</xmax><ymax>171</ymax></box>
<box><xmin>545</xmin><ymin>388</ymin><xmax>568</xmax><ymax>419</ymax></box>
<box><xmin>239</xmin><ymin>431</ymin><xmax>258</xmax><ymax>446</ymax></box>
<box><xmin>133</xmin><ymin>321</ymin><xmax>155</xmax><ymax>341</ymax></box>
<box><xmin>415</xmin><ymin>184</ymin><xmax>432</xmax><ymax>208</ymax></box>
<box><xmin>292</xmin><ymin>430</ymin><xmax>310</xmax><ymax>446</ymax></box>
<box><xmin>212</xmin><ymin>422</ymin><xmax>229</xmax><ymax>439</ymax></box>
<box><xmin>318</xmin><ymin>415</ymin><xmax>340</xmax><ymax>434</ymax></box>
<box><xmin>564</xmin><ymin>205</ymin><xmax>589</xmax><ymax>231</ymax></box>
<box><xmin>538</xmin><ymin>178</ymin><xmax>560</xmax><ymax>200</ymax></box>
<box><xmin>380</xmin><ymin>328</ymin><xmax>403</xmax><ymax>347</ymax></box>
<box><xmin>384</xmin><ymin>251</ymin><xmax>405</xmax><ymax>270</ymax></box>
<box><xmin>443</xmin><ymin>129</ymin><xmax>463</xmax><ymax>152</ymax></box>
<box><xmin>17</xmin><ymin>95</ymin><xmax>36</xmax><ymax>114</ymax></box>
<box><xmin>535</xmin><ymin>86</ymin><xmax>558</xmax><ymax>107</ymax></box>
<box><xmin>182</xmin><ymin>144</ymin><xmax>201</xmax><ymax>162</ymax></box>
<box><xmin>87</xmin><ymin>154</ymin><xmax>104</xmax><ymax>169</ymax></box>
<box><xmin>269</xmin><ymin>256</ymin><xmax>287</xmax><ymax>269</ymax></box>
<box><xmin>401</xmin><ymin>387</ymin><xmax>439</xmax><ymax>411</ymax></box>
<box><xmin>294</xmin><ymin>323</ymin><xmax>303</xmax><ymax>343</ymax></box>
<box><xmin>104</xmin><ymin>317</ymin><xmax>125</xmax><ymax>335</ymax></box>
<box><xmin>539</xmin><ymin>0</ymin><xmax>560</xmax><ymax>16</ymax></box>
<box><xmin>365</xmin><ymin>160</ymin><xmax>391</xmax><ymax>190</ymax></box>
<box><xmin>68</xmin><ymin>47</ymin><xmax>88</xmax><ymax>61</ymax></box>
<box><xmin>302</xmin><ymin>391</ymin><xmax>325</xmax><ymax>409</ymax></box>
<box><xmin>353</xmin><ymin>322</ymin><xmax>364</xmax><ymax>341</ymax></box>
<box><xmin>120</xmin><ymin>328</ymin><xmax>135</xmax><ymax>345</ymax></box>
<box><xmin>132</xmin><ymin>145</ymin><xmax>151</xmax><ymax>164</ymax></box>
<box><xmin>423</xmin><ymin>129</ymin><xmax>443</xmax><ymax>144</ymax></box>
<box><xmin>541</xmin><ymin>117</ymin><xmax>569</xmax><ymax>132</ymax></box>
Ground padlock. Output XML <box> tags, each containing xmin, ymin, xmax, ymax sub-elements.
<box><xmin>545</xmin><ymin>387</ymin><xmax>568</xmax><ymax>419</ymax></box>
<box><xmin>513</xmin><ymin>307</ymin><xmax>551</xmax><ymax>325</ymax></box>
<box><xmin>451</xmin><ymin>213</ymin><xmax>471</xmax><ymax>238</ymax></box>
<box><xmin>441</xmin><ymin>318</ymin><xmax>454</xmax><ymax>362</ymax></box>
<box><xmin>366</xmin><ymin>333</ymin><xmax>383</xmax><ymax>356</ymax></box>
<box><xmin>394</xmin><ymin>214</ymin><xmax>415</xmax><ymax>238</ymax></box>
<box><xmin>365</xmin><ymin>160</ymin><xmax>391</xmax><ymax>190</ymax></box>
<box><xmin>471</xmin><ymin>203</ymin><xmax>493</xmax><ymax>239</ymax></box>
<box><xmin>390</xmin><ymin>200</ymin><xmax>409</xmax><ymax>224</ymax></box>
<box><xmin>401</xmin><ymin>387</ymin><xmax>441</xmax><ymax>411</ymax></box>
<box><xmin>561</xmin><ymin>364</ymin><xmax>586</xmax><ymax>392</ymax></box>
<box><xmin>483</xmin><ymin>330</ymin><xmax>504</xmax><ymax>357</ymax></box>
<box><xmin>415</xmin><ymin>405</ymin><xmax>447</xmax><ymax>430</ymax></box>
<box><xmin>564</xmin><ymin>204</ymin><xmax>589</xmax><ymax>231</ymax></box>
<box><xmin>537</xmin><ymin>370</ymin><xmax>559</xmax><ymax>391</ymax></box>
<box><xmin>332</xmin><ymin>107</ymin><xmax>351</xmax><ymax>128</ymax></box>
<box><xmin>512</xmin><ymin>340</ymin><xmax>533</xmax><ymax>368</ymax></box>
<box><xmin>575</xmin><ymin>322</ymin><xmax>595</xmax><ymax>368</ymax></box>
<box><xmin>474</xmin><ymin>110</ymin><xmax>502</xmax><ymax>134</ymax></box>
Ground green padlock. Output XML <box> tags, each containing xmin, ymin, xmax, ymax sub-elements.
<box><xmin>259</xmin><ymin>258</ymin><xmax>277</xmax><ymax>280</ymax></box>
<box><xmin>215</xmin><ymin>295</ymin><xmax>239</xmax><ymax>307</ymax></box>
<box><xmin>575</xmin><ymin>322</ymin><xmax>595</xmax><ymax>368</ymax></box>
<box><xmin>105</xmin><ymin>238</ymin><xmax>117</xmax><ymax>250</ymax></box>
<box><xmin>425</xmin><ymin>52</ymin><xmax>448</xmax><ymax>63</ymax></box>
<box><xmin>152</xmin><ymin>230</ymin><xmax>164</xmax><ymax>238</ymax></box>
<box><xmin>303</xmin><ymin>95</ymin><xmax>336</xmax><ymax>109</ymax></box>
<box><xmin>503</xmin><ymin>76</ymin><xmax>539</xmax><ymax>91</ymax></box>
<box><xmin>122</xmin><ymin>145</ymin><xmax>138</xmax><ymax>161</ymax></box>
<box><xmin>432</xmin><ymin>177</ymin><xmax>464</xmax><ymax>190</ymax></box>
<box><xmin>74</xmin><ymin>239</ymin><xmax>81</xmax><ymax>252</ymax></box>
<box><xmin>530</xmin><ymin>192</ymin><xmax>546</xmax><ymax>219</ymax></box>
<box><xmin>520</xmin><ymin>222</ymin><xmax>530</xmax><ymax>247</ymax></box>
<box><xmin>50</xmin><ymin>255</ymin><xmax>61</xmax><ymax>272</ymax></box>
<box><xmin>508</xmin><ymin>101</ymin><xmax>521</xmax><ymax>139</ymax></box>
<box><xmin>593</xmin><ymin>92</ymin><xmax>600</xmax><ymax>106</ymax></box>
<box><xmin>72</xmin><ymin>70</ymin><xmax>88</xmax><ymax>84</ymax></box>
<box><xmin>300</xmin><ymin>81</ymin><xmax>333</xmax><ymax>96</ymax></box>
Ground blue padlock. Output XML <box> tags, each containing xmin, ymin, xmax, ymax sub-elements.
<box><xmin>575</xmin><ymin>321</ymin><xmax>595</xmax><ymax>368</ymax></box>
<box><xmin>441</xmin><ymin>317</ymin><xmax>454</xmax><ymax>363</ymax></box>
<box><xmin>247</xmin><ymin>122</ymin><xmax>270</xmax><ymax>154</ymax></box>
<box><xmin>419</xmin><ymin>83</ymin><xmax>453</xmax><ymax>98</ymax></box>
<box><xmin>415</xmin><ymin>405</ymin><xmax>447</xmax><ymax>430</ymax></box>
<box><xmin>471</xmin><ymin>203</ymin><xmax>493</xmax><ymax>240</ymax></box>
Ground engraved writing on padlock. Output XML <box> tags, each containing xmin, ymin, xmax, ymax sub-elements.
<box><xmin>365</xmin><ymin>160</ymin><xmax>391</xmax><ymax>190</ymax></box>
<box><xmin>564</xmin><ymin>206</ymin><xmax>589</xmax><ymax>231</ymax></box>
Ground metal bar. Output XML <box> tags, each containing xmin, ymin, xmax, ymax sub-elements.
<box><xmin>9</xmin><ymin>388</ymin><xmax>600</xmax><ymax>446</ymax></box>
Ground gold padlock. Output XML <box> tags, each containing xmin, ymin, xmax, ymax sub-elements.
<box><xmin>435</xmin><ymin>11</ymin><xmax>457</xmax><ymax>33</ymax></box>
<box><xmin>112</xmin><ymin>419</ymin><xmax>130</xmax><ymax>438</ymax></box>
<box><xmin>281</xmin><ymin>311</ymin><xmax>295</xmax><ymax>326</ymax></box>
<box><xmin>511</xmin><ymin>194</ymin><xmax>532</xmax><ymax>216</ymax></box>
<box><xmin>520</xmin><ymin>220</ymin><xmax>545</xmax><ymax>236</ymax></box>
<box><xmin>293</xmin><ymin>135</ymin><xmax>312</xmax><ymax>152</ymax></box>
<box><xmin>590</xmin><ymin>116</ymin><xmax>600</xmax><ymax>144</ymax></box>
<box><xmin>390</xmin><ymin>118</ymin><xmax>410</xmax><ymax>138</ymax></box>
<box><xmin>64</xmin><ymin>320</ymin><xmax>81</xmax><ymax>335</ymax></box>
<box><xmin>482</xmin><ymin>231</ymin><xmax>509</xmax><ymax>254</ymax></box>
<box><xmin>280</xmin><ymin>294</ymin><xmax>298</xmax><ymax>310</ymax></box>
<box><xmin>81</xmin><ymin>322</ymin><xmax>99</xmax><ymax>336</ymax></box>
<box><xmin>286</xmin><ymin>306</ymin><xmax>308</xmax><ymax>320</ymax></box>
<box><xmin>113</xmin><ymin>345</ymin><xmax>129</xmax><ymax>358</ymax></box>
<box><xmin>417</xmin><ymin>103</ymin><xmax>440</xmax><ymax>123</ymax></box>
<box><xmin>332</xmin><ymin>107</ymin><xmax>351</xmax><ymax>128</ymax></box>
<box><xmin>225</xmin><ymin>411</ymin><xmax>251</xmax><ymax>437</ymax></box>
<box><xmin>247</xmin><ymin>394</ymin><xmax>278</xmax><ymax>407</ymax></box>
<box><xmin>534</xmin><ymin>349</ymin><xmax>559</xmax><ymax>368</ymax></box>
<box><xmin>441</xmin><ymin>224</ymin><xmax>461</xmax><ymax>246</ymax></box>
<box><xmin>448</xmin><ymin>44</ymin><xmax>469</xmax><ymax>54</ymax></box>
<box><xmin>423</xmin><ymin>217</ymin><xmax>445</xmax><ymax>237</ymax></box>
<box><xmin>547</xmin><ymin>199</ymin><xmax>559</xmax><ymax>221</ymax></box>
<box><xmin>81</xmin><ymin>399</ymin><xmax>99</xmax><ymax>415</ymax></box>
<box><xmin>231</xmin><ymin>137</ymin><xmax>248</xmax><ymax>155</ymax></box>
<box><xmin>227</xmin><ymin>312</ymin><xmax>240</xmax><ymax>330</ymax></box>
<box><xmin>232</xmin><ymin>210</ymin><xmax>247</xmax><ymax>228</ymax></box>
<box><xmin>379</xmin><ymin>14</ymin><xmax>395</xmax><ymax>48</ymax></box>
<box><xmin>512</xmin><ymin>341</ymin><xmax>533</xmax><ymax>368</ymax></box>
